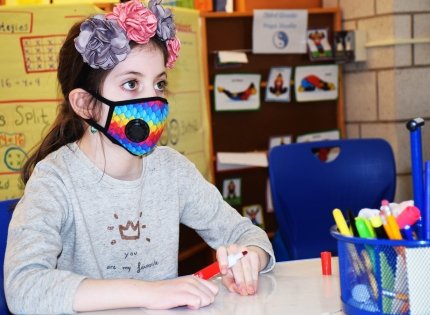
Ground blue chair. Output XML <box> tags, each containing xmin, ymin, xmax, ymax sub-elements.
<box><xmin>268</xmin><ymin>138</ymin><xmax>396</xmax><ymax>261</ymax></box>
<box><xmin>0</xmin><ymin>199</ymin><xmax>17</xmax><ymax>315</ymax></box>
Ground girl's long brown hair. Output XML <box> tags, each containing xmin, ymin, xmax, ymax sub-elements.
<box><xmin>21</xmin><ymin>21</ymin><xmax>107</xmax><ymax>184</ymax></box>
<box><xmin>21</xmin><ymin>20</ymin><xmax>169</xmax><ymax>185</ymax></box>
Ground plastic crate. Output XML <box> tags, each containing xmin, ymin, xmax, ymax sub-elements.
<box><xmin>331</xmin><ymin>227</ymin><xmax>430</xmax><ymax>315</ymax></box>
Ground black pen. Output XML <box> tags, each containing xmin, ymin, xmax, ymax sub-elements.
<box><xmin>348</xmin><ymin>209</ymin><xmax>359</xmax><ymax>237</ymax></box>
<box><xmin>369</xmin><ymin>215</ymin><xmax>389</xmax><ymax>239</ymax></box>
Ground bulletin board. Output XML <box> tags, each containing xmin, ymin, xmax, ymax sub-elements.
<box><xmin>0</xmin><ymin>5</ymin><xmax>211</xmax><ymax>200</ymax></box>
<box><xmin>160</xmin><ymin>7</ymin><xmax>212</xmax><ymax>183</ymax></box>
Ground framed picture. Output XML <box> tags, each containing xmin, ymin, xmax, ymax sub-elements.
<box><xmin>269</xmin><ymin>134</ymin><xmax>292</xmax><ymax>150</ymax></box>
<box><xmin>214</xmin><ymin>74</ymin><xmax>261</xmax><ymax>111</ymax></box>
<box><xmin>296</xmin><ymin>129</ymin><xmax>340</xmax><ymax>143</ymax></box>
<box><xmin>222</xmin><ymin>178</ymin><xmax>242</xmax><ymax>205</ymax></box>
<box><xmin>333</xmin><ymin>30</ymin><xmax>355</xmax><ymax>63</ymax></box>
<box><xmin>265</xmin><ymin>67</ymin><xmax>292</xmax><ymax>102</ymax></box>
<box><xmin>307</xmin><ymin>28</ymin><xmax>333</xmax><ymax>61</ymax></box>
<box><xmin>242</xmin><ymin>204</ymin><xmax>265</xmax><ymax>229</ymax></box>
<box><xmin>294</xmin><ymin>65</ymin><xmax>338</xmax><ymax>102</ymax></box>
<box><xmin>296</xmin><ymin>130</ymin><xmax>341</xmax><ymax>162</ymax></box>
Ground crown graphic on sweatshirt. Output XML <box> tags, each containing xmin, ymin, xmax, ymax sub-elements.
<box><xmin>119</xmin><ymin>220</ymin><xmax>140</xmax><ymax>240</ymax></box>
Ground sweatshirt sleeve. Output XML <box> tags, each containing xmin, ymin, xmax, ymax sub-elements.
<box><xmin>174</xmin><ymin>152</ymin><xmax>275</xmax><ymax>272</ymax></box>
<box><xmin>4</xmin><ymin>164</ymin><xmax>86</xmax><ymax>314</ymax></box>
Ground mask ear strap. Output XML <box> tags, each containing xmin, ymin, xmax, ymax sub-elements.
<box><xmin>87</xmin><ymin>91</ymin><xmax>117</xmax><ymax>107</ymax></box>
<box><xmin>85</xmin><ymin>118</ymin><xmax>108</xmax><ymax>134</ymax></box>
<box><xmin>83</xmin><ymin>90</ymin><xmax>115</xmax><ymax>133</ymax></box>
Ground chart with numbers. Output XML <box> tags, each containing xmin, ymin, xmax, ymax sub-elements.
<box><xmin>20</xmin><ymin>35</ymin><xmax>65</xmax><ymax>73</ymax></box>
<box><xmin>0</xmin><ymin>4</ymin><xmax>101</xmax><ymax>199</ymax></box>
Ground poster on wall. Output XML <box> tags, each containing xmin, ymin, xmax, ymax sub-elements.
<box><xmin>265</xmin><ymin>67</ymin><xmax>292</xmax><ymax>102</ymax></box>
<box><xmin>222</xmin><ymin>178</ymin><xmax>242</xmax><ymax>206</ymax></box>
<box><xmin>294</xmin><ymin>64</ymin><xmax>339</xmax><ymax>102</ymax></box>
<box><xmin>268</xmin><ymin>134</ymin><xmax>292</xmax><ymax>149</ymax></box>
<box><xmin>0</xmin><ymin>4</ymin><xmax>101</xmax><ymax>201</ymax></box>
<box><xmin>242</xmin><ymin>204</ymin><xmax>265</xmax><ymax>229</ymax></box>
<box><xmin>252</xmin><ymin>10</ymin><xmax>308</xmax><ymax>54</ymax></box>
<box><xmin>157</xmin><ymin>8</ymin><xmax>213</xmax><ymax>182</ymax></box>
<box><xmin>307</xmin><ymin>28</ymin><xmax>333</xmax><ymax>61</ymax></box>
<box><xmin>214</xmin><ymin>74</ymin><xmax>261</xmax><ymax>111</ymax></box>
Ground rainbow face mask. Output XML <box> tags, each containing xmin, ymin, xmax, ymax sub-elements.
<box><xmin>86</xmin><ymin>93</ymin><xmax>169</xmax><ymax>156</ymax></box>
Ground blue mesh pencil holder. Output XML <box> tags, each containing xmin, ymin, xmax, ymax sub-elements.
<box><xmin>331</xmin><ymin>227</ymin><xmax>430</xmax><ymax>315</ymax></box>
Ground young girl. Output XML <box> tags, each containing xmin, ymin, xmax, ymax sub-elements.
<box><xmin>4</xmin><ymin>1</ymin><xmax>275</xmax><ymax>313</ymax></box>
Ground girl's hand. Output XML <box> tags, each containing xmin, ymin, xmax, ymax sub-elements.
<box><xmin>141</xmin><ymin>276</ymin><xmax>219</xmax><ymax>310</ymax></box>
<box><xmin>216</xmin><ymin>245</ymin><xmax>268</xmax><ymax>296</ymax></box>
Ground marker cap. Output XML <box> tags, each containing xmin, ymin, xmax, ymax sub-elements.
<box><xmin>396</xmin><ymin>206</ymin><xmax>421</xmax><ymax>229</ymax></box>
<box><xmin>320</xmin><ymin>251</ymin><xmax>332</xmax><ymax>275</ymax></box>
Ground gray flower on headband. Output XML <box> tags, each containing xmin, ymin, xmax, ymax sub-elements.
<box><xmin>148</xmin><ymin>0</ymin><xmax>176</xmax><ymax>41</ymax></box>
<box><xmin>75</xmin><ymin>15</ymin><xmax>130</xmax><ymax>70</ymax></box>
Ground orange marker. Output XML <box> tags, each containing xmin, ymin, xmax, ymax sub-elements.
<box><xmin>387</xmin><ymin>215</ymin><xmax>403</xmax><ymax>240</ymax></box>
<box><xmin>380</xmin><ymin>213</ymin><xmax>395</xmax><ymax>239</ymax></box>
<box><xmin>380</xmin><ymin>200</ymin><xmax>402</xmax><ymax>240</ymax></box>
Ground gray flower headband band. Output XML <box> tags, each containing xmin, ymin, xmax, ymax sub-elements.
<box><xmin>74</xmin><ymin>0</ymin><xmax>181</xmax><ymax>70</ymax></box>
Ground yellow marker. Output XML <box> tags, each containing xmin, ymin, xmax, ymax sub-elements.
<box><xmin>361</xmin><ymin>249</ymin><xmax>379</xmax><ymax>299</ymax></box>
<box><xmin>333</xmin><ymin>208</ymin><xmax>352</xmax><ymax>237</ymax></box>
<box><xmin>386</xmin><ymin>215</ymin><xmax>403</xmax><ymax>240</ymax></box>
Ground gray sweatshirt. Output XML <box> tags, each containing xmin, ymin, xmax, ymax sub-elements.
<box><xmin>4</xmin><ymin>143</ymin><xmax>275</xmax><ymax>314</ymax></box>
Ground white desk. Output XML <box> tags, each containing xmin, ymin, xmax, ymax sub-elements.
<box><xmin>82</xmin><ymin>258</ymin><xmax>343</xmax><ymax>315</ymax></box>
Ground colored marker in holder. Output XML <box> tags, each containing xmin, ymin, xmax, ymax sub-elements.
<box><xmin>406</xmin><ymin>118</ymin><xmax>425</xmax><ymax>238</ymax></box>
<box><xmin>396</xmin><ymin>206</ymin><xmax>421</xmax><ymax>229</ymax></box>
<box><xmin>370</xmin><ymin>216</ymin><xmax>389</xmax><ymax>239</ymax></box>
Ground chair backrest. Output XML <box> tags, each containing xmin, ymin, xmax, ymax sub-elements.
<box><xmin>0</xmin><ymin>198</ymin><xmax>17</xmax><ymax>315</ymax></box>
<box><xmin>268</xmin><ymin>138</ymin><xmax>396</xmax><ymax>260</ymax></box>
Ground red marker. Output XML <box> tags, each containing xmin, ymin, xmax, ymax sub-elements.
<box><xmin>194</xmin><ymin>251</ymin><xmax>248</xmax><ymax>280</ymax></box>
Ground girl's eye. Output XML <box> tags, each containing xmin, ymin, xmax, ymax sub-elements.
<box><xmin>155</xmin><ymin>80</ymin><xmax>167</xmax><ymax>92</ymax></box>
<box><xmin>122</xmin><ymin>80</ymin><xmax>138</xmax><ymax>91</ymax></box>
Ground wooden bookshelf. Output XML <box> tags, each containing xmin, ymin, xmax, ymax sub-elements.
<box><xmin>199</xmin><ymin>8</ymin><xmax>344</xmax><ymax>242</ymax></box>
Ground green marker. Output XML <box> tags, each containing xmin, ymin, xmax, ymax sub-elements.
<box><xmin>355</xmin><ymin>217</ymin><xmax>375</xmax><ymax>238</ymax></box>
<box><xmin>355</xmin><ymin>217</ymin><xmax>376</xmax><ymax>273</ymax></box>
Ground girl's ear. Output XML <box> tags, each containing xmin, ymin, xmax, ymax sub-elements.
<box><xmin>69</xmin><ymin>88</ymin><xmax>94</xmax><ymax>119</ymax></box>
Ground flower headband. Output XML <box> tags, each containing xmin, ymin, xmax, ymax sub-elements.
<box><xmin>74</xmin><ymin>0</ymin><xmax>181</xmax><ymax>70</ymax></box>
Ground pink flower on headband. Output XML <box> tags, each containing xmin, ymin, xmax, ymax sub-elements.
<box><xmin>107</xmin><ymin>0</ymin><xmax>157</xmax><ymax>44</ymax></box>
<box><xmin>166</xmin><ymin>36</ymin><xmax>181</xmax><ymax>68</ymax></box>
<box><xmin>75</xmin><ymin>0</ymin><xmax>181</xmax><ymax>69</ymax></box>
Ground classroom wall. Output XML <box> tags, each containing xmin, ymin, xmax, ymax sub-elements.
<box><xmin>323</xmin><ymin>0</ymin><xmax>430</xmax><ymax>203</ymax></box>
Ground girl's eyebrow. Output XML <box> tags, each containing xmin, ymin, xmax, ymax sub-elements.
<box><xmin>117</xmin><ymin>71</ymin><xmax>144</xmax><ymax>78</ymax></box>
<box><xmin>116</xmin><ymin>71</ymin><xmax>167</xmax><ymax>79</ymax></box>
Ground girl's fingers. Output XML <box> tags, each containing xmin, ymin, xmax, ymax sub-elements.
<box><xmin>221</xmin><ymin>272</ymin><xmax>240</xmax><ymax>293</ymax></box>
<box><xmin>182</xmin><ymin>277</ymin><xmax>218</xmax><ymax>309</ymax></box>
<box><xmin>218</xmin><ymin>244</ymin><xmax>264</xmax><ymax>296</ymax></box>
<box><xmin>231</xmin><ymin>261</ymin><xmax>246</xmax><ymax>295</ymax></box>
<box><xmin>194</xmin><ymin>275</ymin><xmax>220</xmax><ymax>295</ymax></box>
<box><xmin>216</xmin><ymin>246</ymin><xmax>229</xmax><ymax>274</ymax></box>
<box><xmin>249</xmin><ymin>252</ymin><xmax>260</xmax><ymax>293</ymax></box>
<box><xmin>239</xmin><ymin>256</ymin><xmax>255</xmax><ymax>295</ymax></box>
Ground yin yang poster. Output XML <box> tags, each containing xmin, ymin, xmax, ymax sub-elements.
<box><xmin>252</xmin><ymin>10</ymin><xmax>308</xmax><ymax>54</ymax></box>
